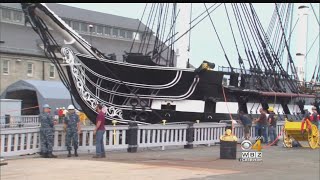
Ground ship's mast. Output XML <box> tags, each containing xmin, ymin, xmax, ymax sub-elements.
<box><xmin>295</xmin><ymin>3</ymin><xmax>309</xmax><ymax>83</ymax></box>
<box><xmin>175</xmin><ymin>3</ymin><xmax>191</xmax><ymax>68</ymax></box>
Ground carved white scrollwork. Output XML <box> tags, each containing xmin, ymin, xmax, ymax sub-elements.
<box><xmin>60</xmin><ymin>46</ymin><xmax>123</xmax><ymax>119</ymax></box>
<box><xmin>105</xmin><ymin>106</ymin><xmax>123</xmax><ymax>119</ymax></box>
<box><xmin>61</xmin><ymin>47</ymin><xmax>75</xmax><ymax>64</ymax></box>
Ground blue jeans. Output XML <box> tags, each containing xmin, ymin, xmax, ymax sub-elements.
<box><xmin>96</xmin><ymin>130</ymin><xmax>105</xmax><ymax>156</ymax></box>
<box><xmin>255</xmin><ymin>124</ymin><xmax>268</xmax><ymax>143</ymax></box>
<box><xmin>268</xmin><ymin>126</ymin><xmax>277</xmax><ymax>144</ymax></box>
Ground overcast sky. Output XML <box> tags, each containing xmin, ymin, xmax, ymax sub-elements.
<box><xmin>60</xmin><ymin>3</ymin><xmax>319</xmax><ymax>81</ymax></box>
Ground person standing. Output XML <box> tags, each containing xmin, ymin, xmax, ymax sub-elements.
<box><xmin>64</xmin><ymin>104</ymin><xmax>81</xmax><ymax>157</ymax></box>
<box><xmin>239</xmin><ymin>111</ymin><xmax>252</xmax><ymax>140</ymax></box>
<box><xmin>301</xmin><ymin>109</ymin><xmax>312</xmax><ymax>136</ymax></box>
<box><xmin>39</xmin><ymin>104</ymin><xmax>57</xmax><ymax>158</ymax></box>
<box><xmin>309</xmin><ymin>106</ymin><xmax>319</xmax><ymax>130</ymax></box>
<box><xmin>268</xmin><ymin>107</ymin><xmax>278</xmax><ymax>146</ymax></box>
<box><xmin>254</xmin><ymin>108</ymin><xmax>268</xmax><ymax>144</ymax></box>
<box><xmin>93</xmin><ymin>104</ymin><xmax>106</xmax><ymax>158</ymax></box>
<box><xmin>62</xmin><ymin>107</ymin><xmax>67</xmax><ymax>118</ymax></box>
<box><xmin>54</xmin><ymin>108</ymin><xmax>59</xmax><ymax>123</ymax></box>
<box><xmin>58</xmin><ymin>107</ymin><xmax>63</xmax><ymax>123</ymax></box>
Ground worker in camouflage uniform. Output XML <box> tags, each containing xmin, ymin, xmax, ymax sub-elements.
<box><xmin>64</xmin><ymin>104</ymin><xmax>81</xmax><ymax>157</ymax></box>
<box><xmin>39</xmin><ymin>104</ymin><xmax>57</xmax><ymax>158</ymax></box>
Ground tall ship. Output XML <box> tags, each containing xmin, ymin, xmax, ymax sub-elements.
<box><xmin>20</xmin><ymin>3</ymin><xmax>319</xmax><ymax>125</ymax></box>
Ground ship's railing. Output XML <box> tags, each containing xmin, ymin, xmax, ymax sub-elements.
<box><xmin>218</xmin><ymin>66</ymin><xmax>244</xmax><ymax>74</ymax></box>
<box><xmin>0</xmin><ymin>115</ymin><xmax>40</xmax><ymax>128</ymax></box>
<box><xmin>298</xmin><ymin>81</ymin><xmax>320</xmax><ymax>94</ymax></box>
<box><xmin>0</xmin><ymin>121</ymin><xmax>285</xmax><ymax>157</ymax></box>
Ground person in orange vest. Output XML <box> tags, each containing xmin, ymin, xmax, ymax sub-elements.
<box><xmin>301</xmin><ymin>108</ymin><xmax>313</xmax><ymax>136</ymax></box>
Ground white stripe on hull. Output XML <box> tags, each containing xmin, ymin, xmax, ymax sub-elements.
<box><xmin>151</xmin><ymin>100</ymin><xmax>205</xmax><ymax>113</ymax></box>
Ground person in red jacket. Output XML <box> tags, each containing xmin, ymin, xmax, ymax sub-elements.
<box><xmin>58</xmin><ymin>107</ymin><xmax>63</xmax><ymax>123</ymax></box>
<box><xmin>309</xmin><ymin>106</ymin><xmax>319</xmax><ymax>128</ymax></box>
<box><xmin>58</xmin><ymin>107</ymin><xmax>63</xmax><ymax>117</ymax></box>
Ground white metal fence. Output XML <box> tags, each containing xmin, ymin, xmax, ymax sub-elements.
<box><xmin>0</xmin><ymin>127</ymin><xmax>40</xmax><ymax>156</ymax></box>
<box><xmin>138</xmin><ymin>124</ymin><xmax>188</xmax><ymax>150</ymax></box>
<box><xmin>0</xmin><ymin>121</ymin><xmax>285</xmax><ymax>157</ymax></box>
<box><xmin>0</xmin><ymin>115</ymin><xmax>39</xmax><ymax>128</ymax></box>
<box><xmin>193</xmin><ymin>123</ymin><xmax>226</xmax><ymax>145</ymax></box>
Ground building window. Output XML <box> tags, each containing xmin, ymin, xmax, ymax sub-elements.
<box><xmin>49</xmin><ymin>64</ymin><xmax>55</xmax><ymax>78</ymax></box>
<box><xmin>27</xmin><ymin>63</ymin><xmax>33</xmax><ymax>76</ymax></box>
<box><xmin>13</xmin><ymin>11</ymin><xmax>22</xmax><ymax>22</ymax></box>
<box><xmin>97</xmin><ymin>26</ymin><xmax>103</xmax><ymax>35</ymax></box>
<box><xmin>119</xmin><ymin>29</ymin><xmax>126</xmax><ymax>38</ymax></box>
<box><xmin>112</xmin><ymin>28</ymin><xmax>119</xmax><ymax>37</ymax></box>
<box><xmin>133</xmin><ymin>32</ymin><xmax>141</xmax><ymax>41</ymax></box>
<box><xmin>2</xmin><ymin>60</ymin><xmax>9</xmax><ymax>74</ymax></box>
<box><xmin>127</xmin><ymin>31</ymin><xmax>133</xmax><ymax>39</ymax></box>
<box><xmin>105</xmin><ymin>27</ymin><xmax>111</xmax><ymax>36</ymax></box>
<box><xmin>81</xmin><ymin>23</ymin><xmax>88</xmax><ymax>33</ymax></box>
<box><xmin>73</xmin><ymin>21</ymin><xmax>80</xmax><ymax>31</ymax></box>
<box><xmin>64</xmin><ymin>19</ymin><xmax>71</xmax><ymax>27</ymax></box>
<box><xmin>2</xmin><ymin>9</ymin><xmax>11</xmax><ymax>20</ymax></box>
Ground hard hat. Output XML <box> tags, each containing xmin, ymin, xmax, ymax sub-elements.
<box><xmin>268</xmin><ymin>107</ymin><xmax>274</xmax><ymax>112</ymax></box>
<box><xmin>68</xmin><ymin>104</ymin><xmax>75</xmax><ymax>110</ymax></box>
<box><xmin>43</xmin><ymin>104</ymin><xmax>50</xmax><ymax>109</ymax></box>
<box><xmin>62</xmin><ymin>107</ymin><xmax>65</xmax><ymax>109</ymax></box>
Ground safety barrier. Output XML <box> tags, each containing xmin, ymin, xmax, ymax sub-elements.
<box><xmin>0</xmin><ymin>115</ymin><xmax>40</xmax><ymax>128</ymax></box>
<box><xmin>0</xmin><ymin>127</ymin><xmax>40</xmax><ymax>157</ymax></box>
<box><xmin>0</xmin><ymin>121</ymin><xmax>285</xmax><ymax>157</ymax></box>
<box><xmin>193</xmin><ymin>123</ymin><xmax>226</xmax><ymax>145</ymax></box>
<box><xmin>52</xmin><ymin>125</ymin><xmax>129</xmax><ymax>152</ymax></box>
<box><xmin>137</xmin><ymin>124</ymin><xmax>188</xmax><ymax>149</ymax></box>
<box><xmin>234</xmin><ymin>122</ymin><xmax>285</xmax><ymax>142</ymax></box>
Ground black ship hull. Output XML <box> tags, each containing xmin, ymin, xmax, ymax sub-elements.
<box><xmin>63</xmin><ymin>50</ymin><xmax>317</xmax><ymax>125</ymax></box>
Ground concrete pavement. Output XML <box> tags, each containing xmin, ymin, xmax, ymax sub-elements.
<box><xmin>1</xmin><ymin>144</ymin><xmax>319</xmax><ymax>180</ymax></box>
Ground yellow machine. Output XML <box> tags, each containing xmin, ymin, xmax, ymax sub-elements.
<box><xmin>78</xmin><ymin>112</ymin><xmax>88</xmax><ymax>125</ymax></box>
<box><xmin>283</xmin><ymin>118</ymin><xmax>320</xmax><ymax>149</ymax></box>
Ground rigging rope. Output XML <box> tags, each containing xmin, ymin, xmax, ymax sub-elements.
<box><xmin>275</xmin><ymin>3</ymin><xmax>298</xmax><ymax>81</ymax></box>
<box><xmin>138</xmin><ymin>4</ymin><xmax>155</xmax><ymax>53</ymax></box>
<box><xmin>250</xmin><ymin>3</ymin><xmax>299</xmax><ymax>93</ymax></box>
<box><xmin>305</xmin><ymin>34</ymin><xmax>320</xmax><ymax>58</ymax></box>
<box><xmin>310</xmin><ymin>3</ymin><xmax>320</xmax><ymax>27</ymax></box>
<box><xmin>152</xmin><ymin>3</ymin><xmax>223</xmax><ymax>58</ymax></box>
<box><xmin>231</xmin><ymin>4</ymin><xmax>254</xmax><ymax>71</ymax></box>
<box><xmin>224</xmin><ymin>4</ymin><xmax>245</xmax><ymax>72</ymax></box>
<box><xmin>130</xmin><ymin>3</ymin><xmax>148</xmax><ymax>53</ymax></box>
<box><xmin>204</xmin><ymin>3</ymin><xmax>233</xmax><ymax>72</ymax></box>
